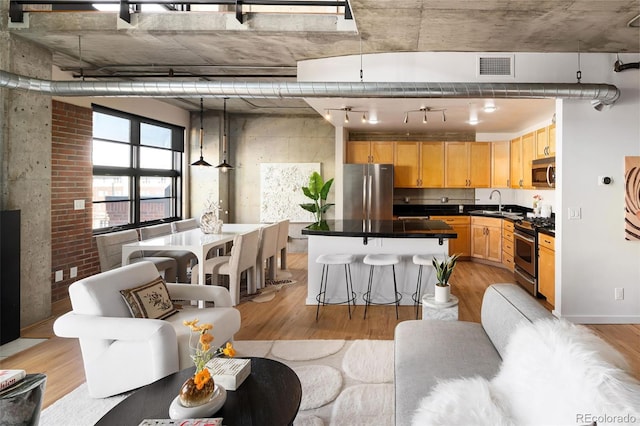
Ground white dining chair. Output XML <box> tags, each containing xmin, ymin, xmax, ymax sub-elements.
<box><xmin>172</xmin><ymin>218</ymin><xmax>198</xmax><ymax>233</ymax></box>
<box><xmin>140</xmin><ymin>223</ymin><xmax>196</xmax><ymax>283</ymax></box>
<box><xmin>95</xmin><ymin>229</ymin><xmax>178</xmax><ymax>282</ymax></box>
<box><xmin>190</xmin><ymin>229</ymin><xmax>260</xmax><ymax>306</ymax></box>
<box><xmin>255</xmin><ymin>223</ymin><xmax>279</xmax><ymax>291</ymax></box>
<box><xmin>276</xmin><ymin>219</ymin><xmax>290</xmax><ymax>271</ymax></box>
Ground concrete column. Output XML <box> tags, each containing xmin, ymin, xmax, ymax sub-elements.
<box><xmin>1</xmin><ymin>22</ymin><xmax>53</xmax><ymax>325</ymax></box>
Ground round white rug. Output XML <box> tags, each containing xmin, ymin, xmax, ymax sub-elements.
<box><xmin>342</xmin><ymin>340</ymin><xmax>394</xmax><ymax>383</ymax></box>
<box><xmin>331</xmin><ymin>384</ymin><xmax>395</xmax><ymax>426</ymax></box>
<box><xmin>294</xmin><ymin>365</ymin><xmax>343</xmax><ymax>410</ymax></box>
<box><xmin>294</xmin><ymin>414</ymin><xmax>324</xmax><ymax>426</ymax></box>
<box><xmin>272</xmin><ymin>340</ymin><xmax>345</xmax><ymax>361</ymax></box>
<box><xmin>231</xmin><ymin>340</ymin><xmax>273</xmax><ymax>358</ymax></box>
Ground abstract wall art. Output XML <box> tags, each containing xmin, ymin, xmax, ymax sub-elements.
<box><xmin>624</xmin><ymin>156</ymin><xmax>640</xmax><ymax>241</ymax></box>
<box><xmin>260</xmin><ymin>162</ymin><xmax>321</xmax><ymax>223</ymax></box>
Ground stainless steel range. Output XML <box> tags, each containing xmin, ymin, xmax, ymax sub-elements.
<box><xmin>513</xmin><ymin>217</ymin><xmax>555</xmax><ymax>296</ymax></box>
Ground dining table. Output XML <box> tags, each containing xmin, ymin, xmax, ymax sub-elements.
<box><xmin>122</xmin><ymin>223</ymin><xmax>263</xmax><ymax>306</ymax></box>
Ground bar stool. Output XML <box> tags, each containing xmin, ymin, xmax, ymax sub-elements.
<box><xmin>362</xmin><ymin>254</ymin><xmax>402</xmax><ymax>319</ymax></box>
<box><xmin>315</xmin><ymin>254</ymin><xmax>357</xmax><ymax>320</ymax></box>
<box><xmin>412</xmin><ymin>254</ymin><xmax>433</xmax><ymax>319</ymax></box>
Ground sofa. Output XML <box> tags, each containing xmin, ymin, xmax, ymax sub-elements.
<box><xmin>395</xmin><ymin>284</ymin><xmax>640</xmax><ymax>426</ymax></box>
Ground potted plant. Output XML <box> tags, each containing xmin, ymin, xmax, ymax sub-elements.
<box><xmin>432</xmin><ymin>253</ymin><xmax>460</xmax><ymax>303</ymax></box>
<box><xmin>299</xmin><ymin>171</ymin><xmax>334</xmax><ymax>225</ymax></box>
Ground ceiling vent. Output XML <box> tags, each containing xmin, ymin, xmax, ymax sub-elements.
<box><xmin>477</xmin><ymin>55</ymin><xmax>514</xmax><ymax>78</ymax></box>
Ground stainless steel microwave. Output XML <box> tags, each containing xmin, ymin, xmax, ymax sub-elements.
<box><xmin>532</xmin><ymin>157</ymin><xmax>556</xmax><ymax>188</ymax></box>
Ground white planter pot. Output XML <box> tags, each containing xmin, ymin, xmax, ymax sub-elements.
<box><xmin>434</xmin><ymin>285</ymin><xmax>451</xmax><ymax>303</ymax></box>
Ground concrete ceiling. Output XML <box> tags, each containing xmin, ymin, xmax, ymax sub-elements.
<box><xmin>8</xmin><ymin>0</ymin><xmax>639</xmax><ymax>133</ymax></box>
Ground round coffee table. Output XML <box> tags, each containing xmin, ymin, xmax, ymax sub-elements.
<box><xmin>96</xmin><ymin>357</ymin><xmax>302</xmax><ymax>426</ymax></box>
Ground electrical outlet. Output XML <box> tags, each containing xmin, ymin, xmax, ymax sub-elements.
<box><xmin>55</xmin><ymin>270</ymin><xmax>63</xmax><ymax>282</ymax></box>
<box><xmin>70</xmin><ymin>266</ymin><xmax>78</xmax><ymax>278</ymax></box>
<box><xmin>74</xmin><ymin>199</ymin><xmax>85</xmax><ymax>210</ymax></box>
<box><xmin>615</xmin><ymin>288</ymin><xmax>624</xmax><ymax>300</ymax></box>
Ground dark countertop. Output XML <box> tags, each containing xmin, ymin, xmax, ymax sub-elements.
<box><xmin>394</xmin><ymin>203</ymin><xmax>530</xmax><ymax>218</ymax></box>
<box><xmin>301</xmin><ymin>219</ymin><xmax>457</xmax><ymax>239</ymax></box>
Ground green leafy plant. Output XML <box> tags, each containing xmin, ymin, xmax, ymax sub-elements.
<box><xmin>299</xmin><ymin>171</ymin><xmax>334</xmax><ymax>223</ymax></box>
<box><xmin>432</xmin><ymin>253</ymin><xmax>460</xmax><ymax>287</ymax></box>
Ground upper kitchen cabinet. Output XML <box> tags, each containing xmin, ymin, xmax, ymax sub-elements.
<box><xmin>444</xmin><ymin>142</ymin><xmax>491</xmax><ymax>188</ymax></box>
<box><xmin>535</xmin><ymin>124</ymin><xmax>556</xmax><ymax>159</ymax></box>
<box><xmin>510</xmin><ymin>132</ymin><xmax>535</xmax><ymax>189</ymax></box>
<box><xmin>492</xmin><ymin>141</ymin><xmax>510</xmax><ymax>188</ymax></box>
<box><xmin>346</xmin><ymin>141</ymin><xmax>394</xmax><ymax>164</ymax></box>
<box><xmin>394</xmin><ymin>141</ymin><xmax>445</xmax><ymax>188</ymax></box>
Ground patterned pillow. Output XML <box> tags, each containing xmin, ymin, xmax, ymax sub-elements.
<box><xmin>120</xmin><ymin>276</ymin><xmax>178</xmax><ymax>319</ymax></box>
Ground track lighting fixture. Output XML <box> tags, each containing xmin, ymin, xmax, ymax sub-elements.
<box><xmin>324</xmin><ymin>106</ymin><xmax>372</xmax><ymax>125</ymax></box>
<box><xmin>191</xmin><ymin>98</ymin><xmax>212</xmax><ymax>167</ymax></box>
<box><xmin>215</xmin><ymin>98</ymin><xmax>233</xmax><ymax>173</ymax></box>
<box><xmin>402</xmin><ymin>106</ymin><xmax>447</xmax><ymax>124</ymax></box>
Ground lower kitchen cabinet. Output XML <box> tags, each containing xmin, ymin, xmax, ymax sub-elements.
<box><xmin>431</xmin><ymin>216</ymin><xmax>470</xmax><ymax>257</ymax></box>
<box><xmin>502</xmin><ymin>219</ymin><xmax>514</xmax><ymax>271</ymax></box>
<box><xmin>538</xmin><ymin>233</ymin><xmax>555</xmax><ymax>307</ymax></box>
<box><xmin>471</xmin><ymin>216</ymin><xmax>502</xmax><ymax>262</ymax></box>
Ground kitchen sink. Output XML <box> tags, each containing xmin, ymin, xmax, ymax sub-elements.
<box><xmin>469</xmin><ymin>210</ymin><xmax>523</xmax><ymax>219</ymax></box>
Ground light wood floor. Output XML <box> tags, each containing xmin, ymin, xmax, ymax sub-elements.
<box><xmin>1</xmin><ymin>253</ymin><xmax>638</xmax><ymax>410</ymax></box>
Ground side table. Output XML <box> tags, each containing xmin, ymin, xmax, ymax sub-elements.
<box><xmin>421</xmin><ymin>294</ymin><xmax>459</xmax><ymax>320</ymax></box>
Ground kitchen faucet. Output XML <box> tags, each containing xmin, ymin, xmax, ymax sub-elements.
<box><xmin>490</xmin><ymin>190</ymin><xmax>502</xmax><ymax>212</ymax></box>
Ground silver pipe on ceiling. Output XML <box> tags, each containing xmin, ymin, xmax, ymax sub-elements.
<box><xmin>0</xmin><ymin>69</ymin><xmax>620</xmax><ymax>108</ymax></box>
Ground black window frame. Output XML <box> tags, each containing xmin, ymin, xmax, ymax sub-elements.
<box><xmin>91</xmin><ymin>104</ymin><xmax>184</xmax><ymax>234</ymax></box>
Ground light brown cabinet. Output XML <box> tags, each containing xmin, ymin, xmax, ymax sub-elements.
<box><xmin>431</xmin><ymin>215</ymin><xmax>470</xmax><ymax>257</ymax></box>
<box><xmin>510</xmin><ymin>132</ymin><xmax>535</xmax><ymax>189</ymax></box>
<box><xmin>535</xmin><ymin>123</ymin><xmax>556</xmax><ymax>159</ymax></box>
<box><xmin>444</xmin><ymin>142</ymin><xmax>491</xmax><ymax>188</ymax></box>
<box><xmin>501</xmin><ymin>219</ymin><xmax>514</xmax><ymax>271</ymax></box>
<box><xmin>538</xmin><ymin>233</ymin><xmax>555</xmax><ymax>307</ymax></box>
<box><xmin>471</xmin><ymin>216</ymin><xmax>502</xmax><ymax>262</ymax></box>
<box><xmin>394</xmin><ymin>141</ymin><xmax>444</xmax><ymax>188</ymax></box>
<box><xmin>492</xmin><ymin>141</ymin><xmax>510</xmax><ymax>188</ymax></box>
<box><xmin>346</xmin><ymin>141</ymin><xmax>394</xmax><ymax>164</ymax></box>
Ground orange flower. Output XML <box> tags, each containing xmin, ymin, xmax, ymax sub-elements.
<box><xmin>200</xmin><ymin>332</ymin><xmax>214</xmax><ymax>346</ymax></box>
<box><xmin>222</xmin><ymin>342</ymin><xmax>236</xmax><ymax>357</ymax></box>
<box><xmin>194</xmin><ymin>368</ymin><xmax>211</xmax><ymax>390</ymax></box>
<box><xmin>183</xmin><ymin>319</ymin><xmax>200</xmax><ymax>331</ymax></box>
<box><xmin>198</xmin><ymin>323</ymin><xmax>213</xmax><ymax>332</ymax></box>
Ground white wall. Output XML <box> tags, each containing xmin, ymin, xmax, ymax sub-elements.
<box><xmin>558</xmin><ymin>58</ymin><xmax>640</xmax><ymax>322</ymax></box>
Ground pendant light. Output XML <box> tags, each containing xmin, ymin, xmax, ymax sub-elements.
<box><xmin>216</xmin><ymin>97</ymin><xmax>233</xmax><ymax>173</ymax></box>
<box><xmin>191</xmin><ymin>97</ymin><xmax>212</xmax><ymax>166</ymax></box>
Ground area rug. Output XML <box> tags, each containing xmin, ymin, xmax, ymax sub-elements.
<box><xmin>238</xmin><ymin>278</ymin><xmax>298</xmax><ymax>303</ymax></box>
<box><xmin>0</xmin><ymin>338</ymin><xmax>48</xmax><ymax>359</ymax></box>
<box><xmin>40</xmin><ymin>339</ymin><xmax>394</xmax><ymax>426</ymax></box>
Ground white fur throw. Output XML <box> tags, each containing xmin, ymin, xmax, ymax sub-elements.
<box><xmin>412</xmin><ymin>319</ymin><xmax>640</xmax><ymax>426</ymax></box>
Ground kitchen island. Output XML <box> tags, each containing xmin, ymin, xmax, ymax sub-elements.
<box><xmin>302</xmin><ymin>220</ymin><xmax>457</xmax><ymax>306</ymax></box>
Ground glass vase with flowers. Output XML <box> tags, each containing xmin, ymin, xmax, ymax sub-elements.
<box><xmin>179</xmin><ymin>319</ymin><xmax>236</xmax><ymax>407</ymax></box>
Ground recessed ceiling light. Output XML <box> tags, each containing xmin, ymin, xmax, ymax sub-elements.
<box><xmin>468</xmin><ymin>119</ymin><xmax>480</xmax><ymax>125</ymax></box>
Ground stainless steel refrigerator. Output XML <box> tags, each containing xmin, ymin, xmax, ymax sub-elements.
<box><xmin>343</xmin><ymin>163</ymin><xmax>394</xmax><ymax>221</ymax></box>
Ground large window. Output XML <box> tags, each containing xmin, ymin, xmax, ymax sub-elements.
<box><xmin>92</xmin><ymin>106</ymin><xmax>184</xmax><ymax>232</ymax></box>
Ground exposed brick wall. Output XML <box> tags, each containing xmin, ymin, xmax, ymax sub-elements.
<box><xmin>51</xmin><ymin>101</ymin><xmax>100</xmax><ymax>302</ymax></box>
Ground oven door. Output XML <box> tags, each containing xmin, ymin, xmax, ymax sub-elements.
<box><xmin>514</xmin><ymin>230</ymin><xmax>536</xmax><ymax>277</ymax></box>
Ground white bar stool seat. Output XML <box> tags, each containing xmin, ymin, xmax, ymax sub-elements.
<box><xmin>412</xmin><ymin>254</ymin><xmax>434</xmax><ymax>319</ymax></box>
<box><xmin>315</xmin><ymin>254</ymin><xmax>357</xmax><ymax>320</ymax></box>
<box><xmin>362</xmin><ymin>253</ymin><xmax>402</xmax><ymax>319</ymax></box>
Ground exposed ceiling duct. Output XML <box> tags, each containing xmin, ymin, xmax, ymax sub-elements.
<box><xmin>0</xmin><ymin>70</ymin><xmax>620</xmax><ymax>109</ymax></box>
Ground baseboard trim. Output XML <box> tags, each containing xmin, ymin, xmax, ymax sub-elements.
<box><xmin>561</xmin><ymin>315</ymin><xmax>640</xmax><ymax>324</ymax></box>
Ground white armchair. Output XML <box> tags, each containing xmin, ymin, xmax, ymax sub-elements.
<box><xmin>53</xmin><ymin>261</ymin><xmax>241</xmax><ymax>398</ymax></box>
